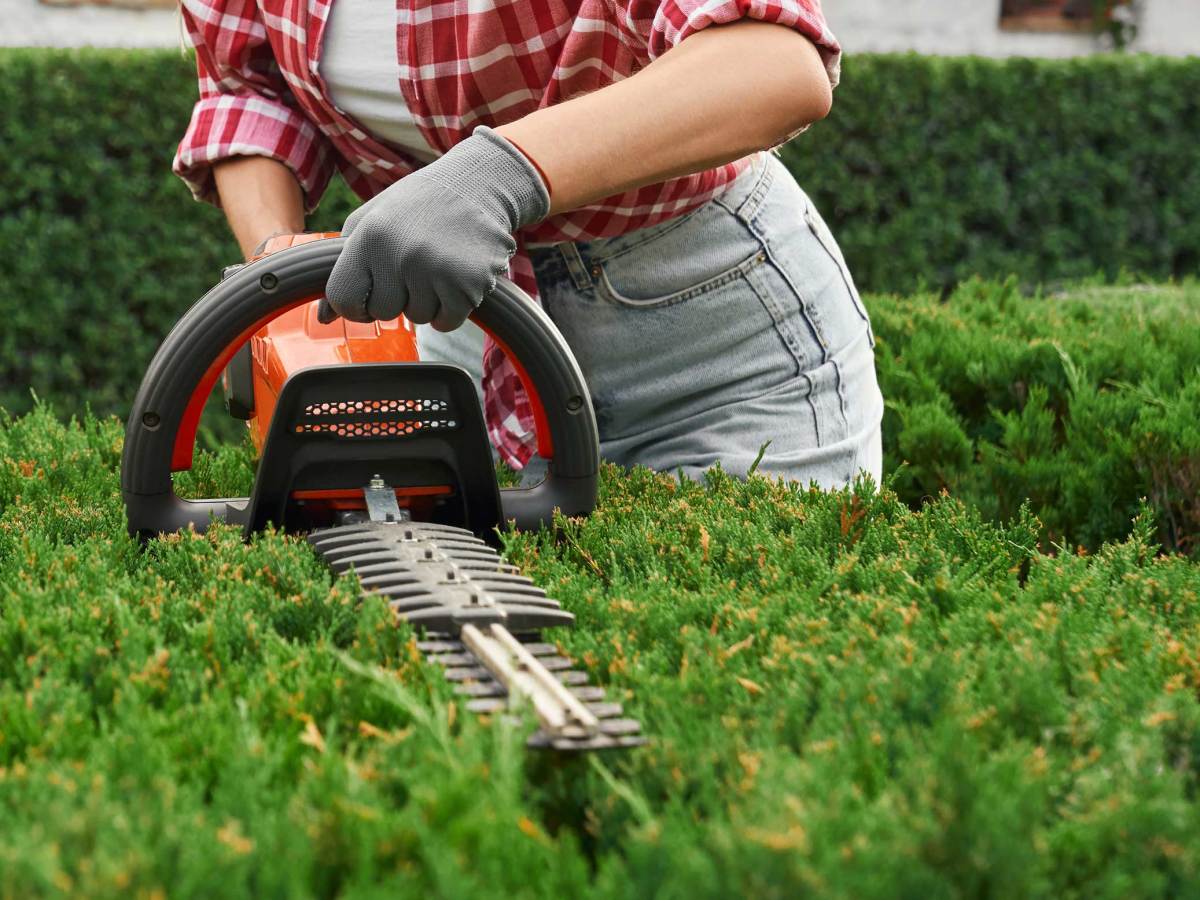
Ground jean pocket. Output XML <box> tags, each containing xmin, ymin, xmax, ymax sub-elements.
<box><xmin>595</xmin><ymin>247</ymin><xmax>765</xmax><ymax>309</ymax></box>
<box><xmin>591</xmin><ymin>200</ymin><xmax>764</xmax><ymax>310</ymax></box>
<box><xmin>801</xmin><ymin>200</ymin><xmax>874</xmax><ymax>347</ymax></box>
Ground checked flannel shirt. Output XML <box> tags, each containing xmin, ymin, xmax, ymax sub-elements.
<box><xmin>174</xmin><ymin>0</ymin><xmax>842</xmax><ymax>467</ymax></box>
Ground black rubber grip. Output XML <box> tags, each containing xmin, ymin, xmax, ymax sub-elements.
<box><xmin>122</xmin><ymin>237</ymin><xmax>599</xmax><ymax>539</ymax></box>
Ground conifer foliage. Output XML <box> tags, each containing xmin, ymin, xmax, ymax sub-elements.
<box><xmin>1</xmin><ymin>405</ymin><xmax>1198</xmax><ymax>895</ymax></box>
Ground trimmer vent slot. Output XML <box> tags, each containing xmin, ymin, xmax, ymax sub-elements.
<box><xmin>303</xmin><ymin>398</ymin><xmax>448</xmax><ymax>415</ymax></box>
<box><xmin>294</xmin><ymin>419</ymin><xmax>457</xmax><ymax>438</ymax></box>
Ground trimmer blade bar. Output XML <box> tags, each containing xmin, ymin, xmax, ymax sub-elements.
<box><xmin>310</xmin><ymin>520</ymin><xmax>644</xmax><ymax>751</ymax></box>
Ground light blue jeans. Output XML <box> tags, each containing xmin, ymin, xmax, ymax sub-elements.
<box><xmin>417</xmin><ymin>152</ymin><xmax>883</xmax><ymax>488</ymax></box>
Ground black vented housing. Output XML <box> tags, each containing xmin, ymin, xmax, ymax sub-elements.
<box><xmin>244</xmin><ymin>364</ymin><xmax>503</xmax><ymax>540</ymax></box>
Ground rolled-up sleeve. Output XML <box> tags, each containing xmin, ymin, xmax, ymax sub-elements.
<box><xmin>173</xmin><ymin>0</ymin><xmax>335</xmax><ymax>212</ymax></box>
<box><xmin>613</xmin><ymin>0</ymin><xmax>841</xmax><ymax>87</ymax></box>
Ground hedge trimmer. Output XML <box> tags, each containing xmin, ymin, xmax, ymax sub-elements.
<box><xmin>121</xmin><ymin>233</ymin><xmax>643</xmax><ymax>751</ymax></box>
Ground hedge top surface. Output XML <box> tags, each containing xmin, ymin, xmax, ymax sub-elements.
<box><xmin>1</xmin><ymin>403</ymin><xmax>1198</xmax><ymax>897</ymax></box>
<box><xmin>874</xmin><ymin>277</ymin><xmax>1200</xmax><ymax>555</ymax></box>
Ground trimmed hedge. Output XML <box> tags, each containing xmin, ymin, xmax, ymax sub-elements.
<box><xmin>873</xmin><ymin>278</ymin><xmax>1200</xmax><ymax>555</ymax></box>
<box><xmin>3</xmin><ymin>406</ymin><xmax>1200</xmax><ymax>896</ymax></box>
<box><xmin>781</xmin><ymin>53</ymin><xmax>1200</xmax><ymax>292</ymax></box>
<box><xmin>2</xmin><ymin>49</ymin><xmax>1199</xmax><ymax>421</ymax></box>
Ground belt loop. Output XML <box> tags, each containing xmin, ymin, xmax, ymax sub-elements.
<box><xmin>735</xmin><ymin>153</ymin><xmax>775</xmax><ymax>222</ymax></box>
<box><xmin>557</xmin><ymin>241</ymin><xmax>594</xmax><ymax>292</ymax></box>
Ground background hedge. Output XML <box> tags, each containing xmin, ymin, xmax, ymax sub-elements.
<box><xmin>0</xmin><ymin>49</ymin><xmax>352</xmax><ymax>424</ymax></box>
<box><xmin>2</xmin><ymin>48</ymin><xmax>1198</xmax><ymax>421</ymax></box>
<box><xmin>872</xmin><ymin>278</ymin><xmax>1200</xmax><ymax>556</ymax></box>
<box><xmin>780</xmin><ymin>53</ymin><xmax>1200</xmax><ymax>292</ymax></box>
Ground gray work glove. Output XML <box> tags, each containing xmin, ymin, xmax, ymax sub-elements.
<box><xmin>320</xmin><ymin>126</ymin><xmax>550</xmax><ymax>331</ymax></box>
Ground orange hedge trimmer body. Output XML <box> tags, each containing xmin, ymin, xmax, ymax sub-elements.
<box><xmin>222</xmin><ymin>233</ymin><xmax>447</xmax><ymax>520</ymax></box>
<box><xmin>241</xmin><ymin>299</ymin><xmax>420</xmax><ymax>449</ymax></box>
<box><xmin>227</xmin><ymin>233</ymin><xmax>421</xmax><ymax>452</ymax></box>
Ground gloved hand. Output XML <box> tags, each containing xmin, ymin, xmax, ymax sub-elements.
<box><xmin>320</xmin><ymin>126</ymin><xmax>550</xmax><ymax>331</ymax></box>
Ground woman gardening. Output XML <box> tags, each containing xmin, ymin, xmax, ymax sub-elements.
<box><xmin>175</xmin><ymin>0</ymin><xmax>882</xmax><ymax>487</ymax></box>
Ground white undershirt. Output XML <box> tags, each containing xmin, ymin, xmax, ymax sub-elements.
<box><xmin>319</xmin><ymin>0</ymin><xmax>441</xmax><ymax>163</ymax></box>
<box><xmin>321</xmin><ymin>0</ymin><xmax>484</xmax><ymax>383</ymax></box>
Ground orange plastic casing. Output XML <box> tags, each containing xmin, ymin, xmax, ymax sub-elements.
<box><xmin>242</xmin><ymin>233</ymin><xmax>421</xmax><ymax>454</ymax></box>
<box><xmin>245</xmin><ymin>302</ymin><xmax>420</xmax><ymax>453</ymax></box>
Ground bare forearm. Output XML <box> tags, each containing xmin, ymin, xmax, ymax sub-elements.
<box><xmin>497</xmin><ymin>20</ymin><xmax>832</xmax><ymax>215</ymax></box>
<box><xmin>212</xmin><ymin>156</ymin><xmax>306</xmax><ymax>259</ymax></box>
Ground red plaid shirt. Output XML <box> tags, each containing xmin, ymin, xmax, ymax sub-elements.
<box><xmin>174</xmin><ymin>0</ymin><xmax>841</xmax><ymax>467</ymax></box>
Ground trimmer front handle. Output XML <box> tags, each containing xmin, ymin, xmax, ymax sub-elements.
<box><xmin>121</xmin><ymin>235</ymin><xmax>600</xmax><ymax>539</ymax></box>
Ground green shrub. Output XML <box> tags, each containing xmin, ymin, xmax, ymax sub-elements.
<box><xmin>782</xmin><ymin>53</ymin><xmax>1200</xmax><ymax>292</ymax></box>
<box><xmin>2</xmin><ymin>49</ymin><xmax>1198</xmax><ymax>422</ymax></box>
<box><xmin>870</xmin><ymin>278</ymin><xmax>1200</xmax><ymax>553</ymax></box>
<box><xmin>0</xmin><ymin>48</ymin><xmax>359</xmax><ymax>422</ymax></box>
<box><xmin>2</xmin><ymin>406</ymin><xmax>1200</xmax><ymax>896</ymax></box>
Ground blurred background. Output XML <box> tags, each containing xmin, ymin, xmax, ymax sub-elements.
<box><xmin>5</xmin><ymin>0</ymin><xmax>1197</xmax><ymax>54</ymax></box>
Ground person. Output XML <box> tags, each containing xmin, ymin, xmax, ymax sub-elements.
<box><xmin>174</xmin><ymin>0</ymin><xmax>883</xmax><ymax>487</ymax></box>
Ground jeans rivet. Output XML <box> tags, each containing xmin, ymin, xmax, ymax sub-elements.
<box><xmin>590</xmin><ymin>265</ymin><xmax>601</xmax><ymax>279</ymax></box>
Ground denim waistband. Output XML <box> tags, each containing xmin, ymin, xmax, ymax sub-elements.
<box><xmin>525</xmin><ymin>151</ymin><xmax>768</xmax><ymax>260</ymax></box>
<box><xmin>526</xmin><ymin>151</ymin><xmax>769</xmax><ymax>285</ymax></box>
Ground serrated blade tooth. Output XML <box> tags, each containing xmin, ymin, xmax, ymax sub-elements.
<box><xmin>516</xmin><ymin>642</ymin><xmax>558</xmax><ymax>656</ymax></box>
<box><xmin>382</xmin><ymin>588</ymin><xmax>442</xmax><ymax>605</ymax></box>
<box><xmin>465</xmin><ymin>699</ymin><xmax>623</xmax><ymax>717</ymax></box>
<box><xmin>326</xmin><ymin>551</ymin><xmax>400</xmax><ymax>573</ymax></box>
<box><xmin>455</xmin><ymin>681</ymin><xmax>507</xmax><ymax>697</ymax></box>
<box><xmin>530</xmin><ymin>733</ymin><xmax>647</xmax><ymax>751</ymax></box>
<box><xmin>529</xmin><ymin>656</ymin><xmax>572</xmax><ymax>671</ymax></box>
<box><xmin>407</xmin><ymin>524</ymin><xmax>488</xmax><ymax>540</ymax></box>
<box><xmin>416</xmin><ymin>640</ymin><xmax>464</xmax><ymax>653</ymax></box>
<box><xmin>318</xmin><ymin>541</ymin><xmax>391</xmax><ymax>558</ymax></box>
<box><xmin>442</xmin><ymin>665</ymin><xmax>493</xmax><ymax>681</ymax></box>
<box><xmin>585</xmin><ymin>702</ymin><xmax>625</xmax><ymax>718</ymax></box>
<box><xmin>308</xmin><ymin>533</ymin><xmax>389</xmax><ymax>552</ymax></box>
<box><xmin>461</xmin><ymin>580</ymin><xmax>548</xmax><ymax>597</ymax></box>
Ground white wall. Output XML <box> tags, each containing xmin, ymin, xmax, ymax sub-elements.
<box><xmin>1138</xmin><ymin>2</ymin><xmax>1200</xmax><ymax>55</ymax></box>
<box><xmin>0</xmin><ymin>0</ymin><xmax>180</xmax><ymax>48</ymax></box>
<box><xmin>2</xmin><ymin>0</ymin><xmax>1198</xmax><ymax>54</ymax></box>
<box><xmin>823</xmin><ymin>0</ymin><xmax>1199</xmax><ymax>58</ymax></box>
